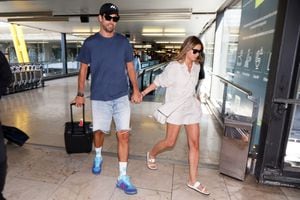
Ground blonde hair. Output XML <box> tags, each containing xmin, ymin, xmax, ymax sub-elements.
<box><xmin>174</xmin><ymin>36</ymin><xmax>204</xmax><ymax>64</ymax></box>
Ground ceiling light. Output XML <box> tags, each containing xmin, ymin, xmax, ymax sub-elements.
<box><xmin>155</xmin><ymin>50</ymin><xmax>166</xmax><ymax>53</ymax></box>
<box><xmin>134</xmin><ymin>44</ymin><xmax>152</xmax><ymax>49</ymax></box>
<box><xmin>164</xmin><ymin>33</ymin><xmax>185</xmax><ymax>36</ymax></box>
<box><xmin>164</xmin><ymin>28</ymin><xmax>185</xmax><ymax>33</ymax></box>
<box><xmin>142</xmin><ymin>33</ymin><xmax>186</xmax><ymax>37</ymax></box>
<box><xmin>142</xmin><ymin>27</ymin><xmax>163</xmax><ymax>32</ymax></box>
<box><xmin>142</xmin><ymin>26</ymin><xmax>186</xmax><ymax>37</ymax></box>
<box><xmin>165</xmin><ymin>45</ymin><xmax>181</xmax><ymax>49</ymax></box>
<box><xmin>142</xmin><ymin>33</ymin><xmax>163</xmax><ymax>36</ymax></box>
<box><xmin>72</xmin><ymin>33</ymin><xmax>93</xmax><ymax>36</ymax></box>
<box><xmin>119</xmin><ymin>8</ymin><xmax>191</xmax><ymax>21</ymax></box>
<box><xmin>156</xmin><ymin>41</ymin><xmax>183</xmax><ymax>44</ymax></box>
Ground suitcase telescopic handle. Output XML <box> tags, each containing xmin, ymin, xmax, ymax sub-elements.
<box><xmin>70</xmin><ymin>102</ymin><xmax>86</xmax><ymax>125</ymax></box>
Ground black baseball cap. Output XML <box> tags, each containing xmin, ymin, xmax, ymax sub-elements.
<box><xmin>99</xmin><ymin>3</ymin><xmax>119</xmax><ymax>16</ymax></box>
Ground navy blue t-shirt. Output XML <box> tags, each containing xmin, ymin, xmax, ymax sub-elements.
<box><xmin>77</xmin><ymin>33</ymin><xmax>133</xmax><ymax>101</ymax></box>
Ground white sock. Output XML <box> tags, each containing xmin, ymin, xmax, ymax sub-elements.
<box><xmin>119</xmin><ymin>162</ymin><xmax>127</xmax><ymax>178</ymax></box>
<box><xmin>95</xmin><ymin>147</ymin><xmax>102</xmax><ymax>158</ymax></box>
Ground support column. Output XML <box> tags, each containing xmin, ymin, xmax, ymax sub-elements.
<box><xmin>9</xmin><ymin>24</ymin><xmax>29</xmax><ymax>63</ymax></box>
<box><xmin>61</xmin><ymin>33</ymin><xmax>67</xmax><ymax>74</ymax></box>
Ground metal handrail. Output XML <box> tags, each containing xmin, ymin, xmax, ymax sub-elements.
<box><xmin>212</xmin><ymin>74</ymin><xmax>253</xmax><ymax>96</ymax></box>
<box><xmin>137</xmin><ymin>62</ymin><xmax>166</xmax><ymax>78</ymax></box>
<box><xmin>144</xmin><ymin>62</ymin><xmax>167</xmax><ymax>72</ymax></box>
<box><xmin>273</xmin><ymin>98</ymin><xmax>300</xmax><ymax>105</ymax></box>
<box><xmin>210</xmin><ymin>73</ymin><xmax>260</xmax><ymax>153</ymax></box>
<box><xmin>210</xmin><ymin>72</ymin><xmax>259</xmax><ymax>122</ymax></box>
<box><xmin>137</xmin><ymin>62</ymin><xmax>167</xmax><ymax>90</ymax></box>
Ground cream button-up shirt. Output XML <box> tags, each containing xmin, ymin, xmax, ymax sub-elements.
<box><xmin>154</xmin><ymin>61</ymin><xmax>202</xmax><ymax>125</ymax></box>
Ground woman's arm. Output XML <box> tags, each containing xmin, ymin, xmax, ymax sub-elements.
<box><xmin>141</xmin><ymin>83</ymin><xmax>157</xmax><ymax>98</ymax></box>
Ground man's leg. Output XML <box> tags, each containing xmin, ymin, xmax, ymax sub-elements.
<box><xmin>117</xmin><ymin>130</ymin><xmax>129</xmax><ymax>175</ymax></box>
<box><xmin>92</xmin><ymin>130</ymin><xmax>105</xmax><ymax>174</ymax></box>
<box><xmin>114</xmin><ymin>96</ymin><xmax>137</xmax><ymax>195</ymax></box>
<box><xmin>116</xmin><ymin>130</ymin><xmax>137</xmax><ymax>195</ymax></box>
<box><xmin>91</xmin><ymin>100</ymin><xmax>112</xmax><ymax>175</ymax></box>
<box><xmin>0</xmin><ymin>124</ymin><xmax>7</xmax><ymax>200</ymax></box>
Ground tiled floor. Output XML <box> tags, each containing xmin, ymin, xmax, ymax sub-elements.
<box><xmin>1</xmin><ymin>77</ymin><xmax>300</xmax><ymax>200</ymax></box>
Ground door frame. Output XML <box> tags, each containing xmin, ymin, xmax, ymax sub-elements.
<box><xmin>255</xmin><ymin>0</ymin><xmax>300</xmax><ymax>186</ymax></box>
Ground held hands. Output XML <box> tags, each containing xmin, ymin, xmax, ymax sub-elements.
<box><xmin>131</xmin><ymin>90</ymin><xmax>143</xmax><ymax>104</ymax></box>
<box><xmin>73</xmin><ymin>92</ymin><xmax>143</xmax><ymax>106</ymax></box>
<box><xmin>136</xmin><ymin>91</ymin><xmax>146</xmax><ymax>103</ymax></box>
<box><xmin>73</xmin><ymin>91</ymin><xmax>145</xmax><ymax>105</ymax></box>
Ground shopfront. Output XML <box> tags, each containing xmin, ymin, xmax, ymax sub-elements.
<box><xmin>202</xmin><ymin>0</ymin><xmax>300</xmax><ymax>187</ymax></box>
<box><xmin>256</xmin><ymin>0</ymin><xmax>300</xmax><ymax>187</ymax></box>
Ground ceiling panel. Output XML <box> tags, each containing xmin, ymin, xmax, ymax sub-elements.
<box><xmin>0</xmin><ymin>0</ymin><xmax>227</xmax><ymax>43</ymax></box>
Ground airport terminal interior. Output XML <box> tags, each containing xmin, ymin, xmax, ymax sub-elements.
<box><xmin>0</xmin><ymin>0</ymin><xmax>300</xmax><ymax>199</ymax></box>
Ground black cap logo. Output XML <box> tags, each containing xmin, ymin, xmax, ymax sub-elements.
<box><xmin>99</xmin><ymin>3</ymin><xmax>119</xmax><ymax>16</ymax></box>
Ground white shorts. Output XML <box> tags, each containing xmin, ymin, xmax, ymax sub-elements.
<box><xmin>91</xmin><ymin>95</ymin><xmax>131</xmax><ymax>134</ymax></box>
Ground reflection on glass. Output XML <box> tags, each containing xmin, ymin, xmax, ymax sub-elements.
<box><xmin>207</xmin><ymin>8</ymin><xmax>242</xmax><ymax>116</ymax></box>
<box><xmin>66</xmin><ymin>34</ymin><xmax>83</xmax><ymax>74</ymax></box>
<box><xmin>284</xmin><ymin>78</ymin><xmax>300</xmax><ymax>168</ymax></box>
<box><xmin>0</xmin><ymin>22</ymin><xmax>84</xmax><ymax>78</ymax></box>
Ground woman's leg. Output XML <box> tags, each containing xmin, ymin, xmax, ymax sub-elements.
<box><xmin>149</xmin><ymin>123</ymin><xmax>181</xmax><ymax>158</ymax></box>
<box><xmin>184</xmin><ymin>123</ymin><xmax>200</xmax><ymax>184</ymax></box>
<box><xmin>185</xmin><ymin>123</ymin><xmax>209</xmax><ymax>194</ymax></box>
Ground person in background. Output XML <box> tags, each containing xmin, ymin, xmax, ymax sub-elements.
<box><xmin>140</xmin><ymin>36</ymin><xmax>210</xmax><ymax>196</ymax></box>
<box><xmin>74</xmin><ymin>3</ymin><xmax>141</xmax><ymax>195</ymax></box>
<box><xmin>86</xmin><ymin>65</ymin><xmax>91</xmax><ymax>80</ymax></box>
<box><xmin>0</xmin><ymin>51</ymin><xmax>12</xmax><ymax>200</ymax></box>
<box><xmin>133</xmin><ymin>49</ymin><xmax>141</xmax><ymax>74</ymax></box>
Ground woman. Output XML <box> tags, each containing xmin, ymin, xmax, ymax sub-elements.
<box><xmin>140</xmin><ymin>36</ymin><xmax>209</xmax><ymax>195</ymax></box>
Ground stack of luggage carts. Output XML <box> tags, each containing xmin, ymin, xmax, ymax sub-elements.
<box><xmin>7</xmin><ymin>63</ymin><xmax>44</xmax><ymax>94</ymax></box>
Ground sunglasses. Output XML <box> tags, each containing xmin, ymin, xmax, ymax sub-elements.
<box><xmin>192</xmin><ymin>49</ymin><xmax>202</xmax><ymax>54</ymax></box>
<box><xmin>104</xmin><ymin>14</ymin><xmax>120</xmax><ymax>22</ymax></box>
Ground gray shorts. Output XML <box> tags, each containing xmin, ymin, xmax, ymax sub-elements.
<box><xmin>91</xmin><ymin>95</ymin><xmax>131</xmax><ymax>134</ymax></box>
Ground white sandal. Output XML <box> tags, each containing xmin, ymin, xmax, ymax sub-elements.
<box><xmin>146</xmin><ymin>152</ymin><xmax>157</xmax><ymax>170</ymax></box>
<box><xmin>187</xmin><ymin>181</ymin><xmax>210</xmax><ymax>195</ymax></box>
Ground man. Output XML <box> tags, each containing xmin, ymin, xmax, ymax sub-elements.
<box><xmin>0</xmin><ymin>51</ymin><xmax>12</xmax><ymax>200</ymax></box>
<box><xmin>74</xmin><ymin>3</ymin><xmax>141</xmax><ymax>195</ymax></box>
<box><xmin>133</xmin><ymin>49</ymin><xmax>141</xmax><ymax>73</ymax></box>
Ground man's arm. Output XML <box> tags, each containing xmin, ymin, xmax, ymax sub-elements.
<box><xmin>126</xmin><ymin>61</ymin><xmax>142</xmax><ymax>103</ymax></box>
<box><xmin>74</xmin><ymin>63</ymin><xmax>88</xmax><ymax>107</ymax></box>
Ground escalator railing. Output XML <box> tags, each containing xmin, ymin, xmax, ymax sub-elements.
<box><xmin>137</xmin><ymin>62</ymin><xmax>167</xmax><ymax>91</ymax></box>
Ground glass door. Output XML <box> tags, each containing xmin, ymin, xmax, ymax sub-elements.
<box><xmin>284</xmin><ymin>72</ymin><xmax>300</xmax><ymax>169</ymax></box>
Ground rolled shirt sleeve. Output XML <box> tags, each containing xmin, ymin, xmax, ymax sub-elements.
<box><xmin>153</xmin><ymin>62</ymin><xmax>175</xmax><ymax>87</ymax></box>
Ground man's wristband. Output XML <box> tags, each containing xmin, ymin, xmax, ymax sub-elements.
<box><xmin>77</xmin><ymin>92</ymin><xmax>84</xmax><ymax>97</ymax></box>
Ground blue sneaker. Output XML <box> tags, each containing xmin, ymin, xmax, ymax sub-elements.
<box><xmin>116</xmin><ymin>175</ymin><xmax>137</xmax><ymax>195</ymax></box>
<box><xmin>92</xmin><ymin>157</ymin><xmax>103</xmax><ymax>175</ymax></box>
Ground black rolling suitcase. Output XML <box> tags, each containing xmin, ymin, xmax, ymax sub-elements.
<box><xmin>64</xmin><ymin>103</ymin><xmax>93</xmax><ymax>154</ymax></box>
